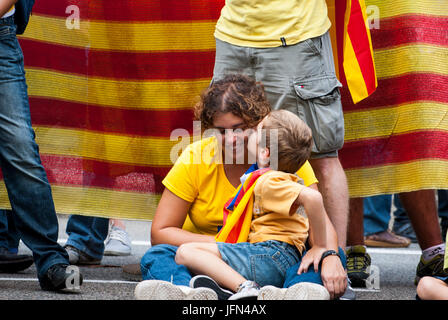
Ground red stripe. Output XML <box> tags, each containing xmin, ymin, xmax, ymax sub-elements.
<box><xmin>341</xmin><ymin>73</ymin><xmax>448</xmax><ymax>112</ymax></box>
<box><xmin>20</xmin><ymin>39</ymin><xmax>216</xmax><ymax>80</ymax></box>
<box><xmin>29</xmin><ymin>97</ymin><xmax>195</xmax><ymax>137</ymax></box>
<box><xmin>0</xmin><ymin>155</ymin><xmax>169</xmax><ymax>193</ymax></box>
<box><xmin>346</xmin><ymin>0</ymin><xmax>377</xmax><ymax>95</ymax></box>
<box><xmin>33</xmin><ymin>0</ymin><xmax>224</xmax><ymax>22</ymax></box>
<box><xmin>340</xmin><ymin>130</ymin><xmax>448</xmax><ymax>170</ymax></box>
<box><xmin>42</xmin><ymin>156</ymin><xmax>169</xmax><ymax>193</ymax></box>
<box><xmin>371</xmin><ymin>15</ymin><xmax>448</xmax><ymax>50</ymax></box>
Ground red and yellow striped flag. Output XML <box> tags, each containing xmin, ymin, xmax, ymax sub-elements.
<box><xmin>339</xmin><ymin>0</ymin><xmax>448</xmax><ymax>197</ymax></box>
<box><xmin>327</xmin><ymin>0</ymin><xmax>378</xmax><ymax>103</ymax></box>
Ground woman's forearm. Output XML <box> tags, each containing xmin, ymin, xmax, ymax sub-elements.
<box><xmin>151</xmin><ymin>226</ymin><xmax>215</xmax><ymax>247</ymax></box>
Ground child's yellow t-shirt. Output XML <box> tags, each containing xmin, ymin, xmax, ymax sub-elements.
<box><xmin>250</xmin><ymin>170</ymin><xmax>309</xmax><ymax>254</ymax></box>
<box><xmin>162</xmin><ymin>137</ymin><xmax>317</xmax><ymax>236</ymax></box>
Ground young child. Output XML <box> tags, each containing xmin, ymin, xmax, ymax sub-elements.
<box><xmin>175</xmin><ymin>109</ymin><xmax>330</xmax><ymax>299</ymax></box>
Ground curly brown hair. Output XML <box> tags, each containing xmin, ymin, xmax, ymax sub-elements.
<box><xmin>194</xmin><ymin>74</ymin><xmax>271</xmax><ymax>130</ymax></box>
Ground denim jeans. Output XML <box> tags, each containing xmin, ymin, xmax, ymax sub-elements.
<box><xmin>0</xmin><ymin>209</ymin><xmax>20</xmax><ymax>253</ymax></box>
<box><xmin>283</xmin><ymin>247</ymin><xmax>347</xmax><ymax>288</ymax></box>
<box><xmin>363</xmin><ymin>195</ymin><xmax>392</xmax><ymax>235</ymax></box>
<box><xmin>141</xmin><ymin>244</ymin><xmax>193</xmax><ymax>286</ymax></box>
<box><xmin>141</xmin><ymin>243</ymin><xmax>346</xmax><ymax>289</ymax></box>
<box><xmin>0</xmin><ymin>16</ymin><xmax>68</xmax><ymax>279</ymax></box>
<box><xmin>65</xmin><ymin>215</ymin><xmax>109</xmax><ymax>259</ymax></box>
<box><xmin>217</xmin><ymin>240</ymin><xmax>300</xmax><ymax>288</ymax></box>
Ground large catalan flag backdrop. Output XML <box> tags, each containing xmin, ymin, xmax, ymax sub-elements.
<box><xmin>0</xmin><ymin>0</ymin><xmax>425</xmax><ymax>219</ymax></box>
<box><xmin>339</xmin><ymin>0</ymin><xmax>448</xmax><ymax>197</ymax></box>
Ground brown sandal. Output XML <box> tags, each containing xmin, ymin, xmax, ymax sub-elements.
<box><xmin>365</xmin><ymin>230</ymin><xmax>411</xmax><ymax>248</ymax></box>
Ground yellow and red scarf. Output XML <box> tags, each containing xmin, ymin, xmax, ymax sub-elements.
<box><xmin>215</xmin><ymin>165</ymin><xmax>270</xmax><ymax>243</ymax></box>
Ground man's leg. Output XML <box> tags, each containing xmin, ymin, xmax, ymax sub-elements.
<box><xmin>309</xmin><ymin>157</ymin><xmax>348</xmax><ymax>248</ymax></box>
<box><xmin>0</xmin><ymin>21</ymin><xmax>79</xmax><ymax>290</ymax></box>
<box><xmin>65</xmin><ymin>215</ymin><xmax>109</xmax><ymax>264</ymax></box>
<box><xmin>398</xmin><ymin>190</ymin><xmax>446</xmax><ymax>283</ymax></box>
<box><xmin>399</xmin><ymin>190</ymin><xmax>442</xmax><ymax>250</ymax></box>
<box><xmin>345</xmin><ymin>197</ymin><xmax>371</xmax><ymax>287</ymax></box>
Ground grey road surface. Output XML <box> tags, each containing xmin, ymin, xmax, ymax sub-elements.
<box><xmin>0</xmin><ymin>215</ymin><xmax>422</xmax><ymax>300</ymax></box>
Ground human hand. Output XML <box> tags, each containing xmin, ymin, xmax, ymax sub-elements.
<box><xmin>297</xmin><ymin>246</ymin><xmax>326</xmax><ymax>275</ymax></box>
<box><xmin>320</xmin><ymin>255</ymin><xmax>347</xmax><ymax>300</ymax></box>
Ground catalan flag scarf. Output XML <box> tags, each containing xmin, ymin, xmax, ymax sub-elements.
<box><xmin>215</xmin><ymin>164</ymin><xmax>270</xmax><ymax>243</ymax></box>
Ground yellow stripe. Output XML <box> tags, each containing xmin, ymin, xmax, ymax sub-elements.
<box><xmin>374</xmin><ymin>45</ymin><xmax>448</xmax><ymax>79</ymax></box>
<box><xmin>34</xmin><ymin>126</ymin><xmax>188</xmax><ymax>166</ymax></box>
<box><xmin>0</xmin><ymin>183</ymin><xmax>159</xmax><ymax>220</ymax></box>
<box><xmin>26</xmin><ymin>68</ymin><xmax>210</xmax><ymax>110</ymax></box>
<box><xmin>344</xmin><ymin>34</ymin><xmax>369</xmax><ymax>103</ymax></box>
<box><xmin>346</xmin><ymin>159</ymin><xmax>448</xmax><ymax>197</ymax></box>
<box><xmin>365</xmin><ymin>0</ymin><xmax>448</xmax><ymax>18</ymax></box>
<box><xmin>21</xmin><ymin>14</ymin><xmax>216</xmax><ymax>52</ymax></box>
<box><xmin>344</xmin><ymin>102</ymin><xmax>448</xmax><ymax>141</ymax></box>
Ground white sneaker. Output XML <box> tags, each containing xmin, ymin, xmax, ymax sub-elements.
<box><xmin>228</xmin><ymin>280</ymin><xmax>260</xmax><ymax>300</ymax></box>
<box><xmin>134</xmin><ymin>280</ymin><xmax>218</xmax><ymax>300</ymax></box>
<box><xmin>104</xmin><ymin>226</ymin><xmax>132</xmax><ymax>256</ymax></box>
<box><xmin>258</xmin><ymin>282</ymin><xmax>330</xmax><ymax>300</ymax></box>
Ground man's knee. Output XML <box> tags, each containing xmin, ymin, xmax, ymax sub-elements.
<box><xmin>309</xmin><ymin>157</ymin><xmax>346</xmax><ymax>182</ymax></box>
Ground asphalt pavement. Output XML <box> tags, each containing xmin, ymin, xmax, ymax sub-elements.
<box><xmin>0</xmin><ymin>215</ymin><xmax>422</xmax><ymax>300</ymax></box>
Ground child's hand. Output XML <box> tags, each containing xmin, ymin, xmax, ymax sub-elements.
<box><xmin>297</xmin><ymin>246</ymin><xmax>327</xmax><ymax>275</ymax></box>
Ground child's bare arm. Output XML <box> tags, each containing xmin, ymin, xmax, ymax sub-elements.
<box><xmin>295</xmin><ymin>188</ymin><xmax>327</xmax><ymax>247</ymax></box>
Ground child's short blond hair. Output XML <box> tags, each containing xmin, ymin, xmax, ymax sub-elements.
<box><xmin>260</xmin><ymin>110</ymin><xmax>313</xmax><ymax>173</ymax></box>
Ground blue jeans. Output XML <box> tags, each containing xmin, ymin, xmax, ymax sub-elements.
<box><xmin>65</xmin><ymin>215</ymin><xmax>109</xmax><ymax>259</ymax></box>
<box><xmin>363</xmin><ymin>195</ymin><xmax>392</xmax><ymax>235</ymax></box>
<box><xmin>141</xmin><ymin>243</ymin><xmax>346</xmax><ymax>288</ymax></box>
<box><xmin>217</xmin><ymin>240</ymin><xmax>300</xmax><ymax>288</ymax></box>
<box><xmin>0</xmin><ymin>209</ymin><xmax>20</xmax><ymax>253</ymax></box>
<box><xmin>0</xmin><ymin>17</ymin><xmax>68</xmax><ymax>279</ymax></box>
<box><xmin>141</xmin><ymin>244</ymin><xmax>192</xmax><ymax>286</ymax></box>
<box><xmin>283</xmin><ymin>247</ymin><xmax>347</xmax><ymax>287</ymax></box>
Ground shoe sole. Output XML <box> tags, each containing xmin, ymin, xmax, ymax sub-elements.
<box><xmin>104</xmin><ymin>250</ymin><xmax>131</xmax><ymax>256</ymax></box>
<box><xmin>347</xmin><ymin>272</ymin><xmax>369</xmax><ymax>288</ymax></box>
<box><xmin>135</xmin><ymin>280</ymin><xmax>217</xmax><ymax>300</ymax></box>
<box><xmin>190</xmin><ymin>275</ymin><xmax>233</xmax><ymax>300</ymax></box>
<box><xmin>0</xmin><ymin>258</ymin><xmax>34</xmax><ymax>273</ymax></box>
<box><xmin>258</xmin><ymin>283</ymin><xmax>330</xmax><ymax>300</ymax></box>
<box><xmin>364</xmin><ymin>239</ymin><xmax>410</xmax><ymax>248</ymax></box>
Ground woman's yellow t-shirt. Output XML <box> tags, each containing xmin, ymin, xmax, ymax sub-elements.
<box><xmin>162</xmin><ymin>137</ymin><xmax>317</xmax><ymax>236</ymax></box>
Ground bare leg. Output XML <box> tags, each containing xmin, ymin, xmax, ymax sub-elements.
<box><xmin>417</xmin><ymin>276</ymin><xmax>448</xmax><ymax>300</ymax></box>
<box><xmin>175</xmin><ymin>242</ymin><xmax>245</xmax><ymax>292</ymax></box>
<box><xmin>347</xmin><ymin>197</ymin><xmax>365</xmax><ymax>246</ymax></box>
<box><xmin>399</xmin><ymin>190</ymin><xmax>442</xmax><ymax>250</ymax></box>
<box><xmin>310</xmin><ymin>157</ymin><xmax>349</xmax><ymax>248</ymax></box>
